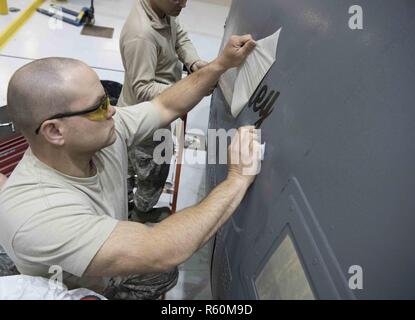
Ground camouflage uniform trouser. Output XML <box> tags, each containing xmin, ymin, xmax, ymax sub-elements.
<box><xmin>103</xmin><ymin>268</ymin><xmax>178</xmax><ymax>300</ymax></box>
<box><xmin>128</xmin><ymin>139</ymin><xmax>170</xmax><ymax>212</ymax></box>
<box><xmin>0</xmin><ymin>252</ymin><xmax>19</xmax><ymax>277</ymax></box>
<box><xmin>0</xmin><ymin>252</ymin><xmax>178</xmax><ymax>300</ymax></box>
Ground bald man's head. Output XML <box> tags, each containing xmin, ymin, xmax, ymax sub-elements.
<box><xmin>7</xmin><ymin>57</ymin><xmax>91</xmax><ymax>138</ymax></box>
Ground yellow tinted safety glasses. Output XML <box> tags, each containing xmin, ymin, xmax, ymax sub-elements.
<box><xmin>35</xmin><ymin>92</ymin><xmax>111</xmax><ymax>134</ymax></box>
<box><xmin>83</xmin><ymin>96</ymin><xmax>110</xmax><ymax>121</ymax></box>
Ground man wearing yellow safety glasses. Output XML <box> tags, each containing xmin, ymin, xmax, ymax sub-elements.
<box><xmin>0</xmin><ymin>35</ymin><xmax>259</xmax><ymax>299</ymax></box>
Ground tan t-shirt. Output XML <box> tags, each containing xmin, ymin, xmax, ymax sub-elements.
<box><xmin>117</xmin><ymin>0</ymin><xmax>200</xmax><ymax>106</ymax></box>
<box><xmin>0</xmin><ymin>102</ymin><xmax>160</xmax><ymax>293</ymax></box>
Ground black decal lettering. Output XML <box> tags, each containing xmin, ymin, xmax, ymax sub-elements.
<box><xmin>248</xmin><ymin>84</ymin><xmax>262</xmax><ymax>107</ymax></box>
<box><xmin>258</xmin><ymin>90</ymin><xmax>279</xmax><ymax>114</ymax></box>
<box><xmin>259</xmin><ymin>91</ymin><xmax>279</xmax><ymax>118</ymax></box>
<box><xmin>250</xmin><ymin>85</ymin><xmax>268</xmax><ymax>112</ymax></box>
<box><xmin>254</xmin><ymin>117</ymin><xmax>265</xmax><ymax>128</ymax></box>
<box><xmin>255</xmin><ymin>90</ymin><xmax>280</xmax><ymax>128</ymax></box>
<box><xmin>248</xmin><ymin>82</ymin><xmax>280</xmax><ymax>128</ymax></box>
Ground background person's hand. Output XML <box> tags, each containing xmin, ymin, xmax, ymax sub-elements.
<box><xmin>216</xmin><ymin>35</ymin><xmax>256</xmax><ymax>70</ymax></box>
<box><xmin>227</xmin><ymin>125</ymin><xmax>261</xmax><ymax>186</ymax></box>
<box><xmin>190</xmin><ymin>60</ymin><xmax>209</xmax><ymax>72</ymax></box>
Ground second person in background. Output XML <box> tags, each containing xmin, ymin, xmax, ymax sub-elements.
<box><xmin>118</xmin><ymin>0</ymin><xmax>208</xmax><ymax>223</ymax></box>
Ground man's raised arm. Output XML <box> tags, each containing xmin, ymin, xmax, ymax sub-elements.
<box><xmin>152</xmin><ymin>35</ymin><xmax>256</xmax><ymax>127</ymax></box>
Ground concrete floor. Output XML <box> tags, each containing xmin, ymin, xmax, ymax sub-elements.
<box><xmin>0</xmin><ymin>0</ymin><xmax>230</xmax><ymax>299</ymax></box>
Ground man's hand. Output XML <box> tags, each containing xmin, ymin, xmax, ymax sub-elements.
<box><xmin>215</xmin><ymin>35</ymin><xmax>256</xmax><ymax>70</ymax></box>
<box><xmin>153</xmin><ymin>35</ymin><xmax>255</xmax><ymax>126</ymax></box>
<box><xmin>227</xmin><ymin>126</ymin><xmax>262</xmax><ymax>187</ymax></box>
<box><xmin>190</xmin><ymin>60</ymin><xmax>209</xmax><ymax>72</ymax></box>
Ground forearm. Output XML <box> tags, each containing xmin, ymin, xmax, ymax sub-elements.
<box><xmin>153</xmin><ymin>59</ymin><xmax>226</xmax><ymax>125</ymax></box>
<box><xmin>197</xmin><ymin>177</ymin><xmax>250</xmax><ymax>248</ymax></box>
<box><xmin>152</xmin><ymin>176</ymin><xmax>249</xmax><ymax>267</ymax></box>
<box><xmin>177</xmin><ymin>41</ymin><xmax>200</xmax><ymax>70</ymax></box>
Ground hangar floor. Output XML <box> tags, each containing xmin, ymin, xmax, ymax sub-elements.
<box><xmin>0</xmin><ymin>0</ymin><xmax>230</xmax><ymax>299</ymax></box>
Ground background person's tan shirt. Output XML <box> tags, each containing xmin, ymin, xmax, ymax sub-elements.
<box><xmin>0</xmin><ymin>102</ymin><xmax>160</xmax><ymax>293</ymax></box>
<box><xmin>117</xmin><ymin>0</ymin><xmax>200</xmax><ymax>106</ymax></box>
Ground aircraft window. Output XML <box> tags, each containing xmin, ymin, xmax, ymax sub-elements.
<box><xmin>255</xmin><ymin>234</ymin><xmax>315</xmax><ymax>300</ymax></box>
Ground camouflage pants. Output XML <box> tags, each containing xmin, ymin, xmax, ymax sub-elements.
<box><xmin>0</xmin><ymin>252</ymin><xmax>19</xmax><ymax>277</ymax></box>
<box><xmin>103</xmin><ymin>268</ymin><xmax>178</xmax><ymax>300</ymax></box>
<box><xmin>128</xmin><ymin>140</ymin><xmax>170</xmax><ymax>212</ymax></box>
<box><xmin>0</xmin><ymin>252</ymin><xmax>178</xmax><ymax>300</ymax></box>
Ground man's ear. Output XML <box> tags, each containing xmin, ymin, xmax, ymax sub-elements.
<box><xmin>40</xmin><ymin>120</ymin><xmax>65</xmax><ymax>146</ymax></box>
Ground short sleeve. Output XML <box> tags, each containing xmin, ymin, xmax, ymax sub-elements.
<box><xmin>114</xmin><ymin>101</ymin><xmax>161</xmax><ymax>148</ymax></box>
<box><xmin>12</xmin><ymin>205</ymin><xmax>119</xmax><ymax>278</ymax></box>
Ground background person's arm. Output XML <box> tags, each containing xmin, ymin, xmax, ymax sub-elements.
<box><xmin>190</xmin><ymin>60</ymin><xmax>209</xmax><ymax>73</ymax></box>
<box><xmin>152</xmin><ymin>35</ymin><xmax>256</xmax><ymax>127</ymax></box>
<box><xmin>85</xmin><ymin>126</ymin><xmax>261</xmax><ymax>277</ymax></box>
<box><xmin>175</xmin><ymin>19</ymin><xmax>201</xmax><ymax>71</ymax></box>
<box><xmin>121</xmin><ymin>38</ymin><xmax>171</xmax><ymax>103</ymax></box>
